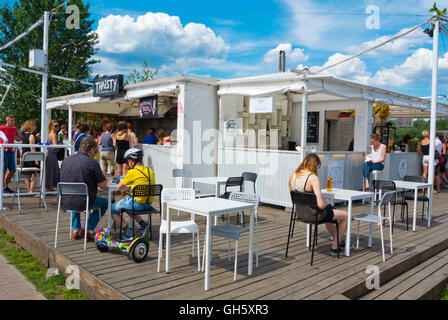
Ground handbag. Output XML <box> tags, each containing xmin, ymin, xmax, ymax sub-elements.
<box><xmin>435</xmin><ymin>149</ymin><xmax>441</xmax><ymax>160</ymax></box>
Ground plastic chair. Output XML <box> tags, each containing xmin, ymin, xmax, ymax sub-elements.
<box><xmin>202</xmin><ymin>192</ymin><xmax>259</xmax><ymax>281</ymax></box>
<box><xmin>285</xmin><ymin>190</ymin><xmax>340</xmax><ymax>266</ymax></box>
<box><xmin>172</xmin><ymin>168</ymin><xmax>211</xmax><ymax>198</ymax></box>
<box><xmin>242</xmin><ymin>172</ymin><xmax>257</xmax><ymax>194</ymax></box>
<box><xmin>157</xmin><ymin>188</ymin><xmax>200</xmax><ymax>272</ymax></box>
<box><xmin>403</xmin><ymin>175</ymin><xmax>429</xmax><ymax>222</ymax></box>
<box><xmin>354</xmin><ymin>191</ymin><xmax>395</xmax><ymax>262</ymax></box>
<box><xmin>220</xmin><ymin>177</ymin><xmax>244</xmax><ymax>199</ymax></box>
<box><xmin>373</xmin><ymin>180</ymin><xmax>409</xmax><ymax>232</ymax></box>
<box><xmin>121</xmin><ymin>184</ymin><xmax>163</xmax><ymax>241</ymax></box>
<box><xmin>54</xmin><ymin>182</ymin><xmax>102</xmax><ymax>251</ymax></box>
<box><xmin>10</xmin><ymin>152</ymin><xmax>47</xmax><ymax>213</ymax></box>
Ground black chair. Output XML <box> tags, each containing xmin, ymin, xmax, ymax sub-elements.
<box><xmin>220</xmin><ymin>177</ymin><xmax>245</xmax><ymax>225</ymax></box>
<box><xmin>120</xmin><ymin>184</ymin><xmax>163</xmax><ymax>241</ymax></box>
<box><xmin>285</xmin><ymin>191</ymin><xmax>340</xmax><ymax>266</ymax></box>
<box><xmin>373</xmin><ymin>180</ymin><xmax>409</xmax><ymax>232</ymax></box>
<box><xmin>403</xmin><ymin>176</ymin><xmax>429</xmax><ymax>222</ymax></box>
<box><xmin>242</xmin><ymin>172</ymin><xmax>257</xmax><ymax>194</ymax></box>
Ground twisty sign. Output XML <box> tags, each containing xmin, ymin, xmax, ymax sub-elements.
<box><xmin>93</xmin><ymin>75</ymin><xmax>124</xmax><ymax>97</ymax></box>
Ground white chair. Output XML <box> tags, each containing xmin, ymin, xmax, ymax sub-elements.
<box><xmin>54</xmin><ymin>182</ymin><xmax>102</xmax><ymax>251</ymax></box>
<box><xmin>202</xmin><ymin>192</ymin><xmax>260</xmax><ymax>281</ymax></box>
<box><xmin>354</xmin><ymin>191</ymin><xmax>395</xmax><ymax>262</ymax></box>
<box><xmin>157</xmin><ymin>188</ymin><xmax>200</xmax><ymax>272</ymax></box>
<box><xmin>10</xmin><ymin>152</ymin><xmax>47</xmax><ymax>213</ymax></box>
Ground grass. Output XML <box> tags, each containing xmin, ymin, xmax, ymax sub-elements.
<box><xmin>441</xmin><ymin>285</ymin><xmax>448</xmax><ymax>300</ymax></box>
<box><xmin>0</xmin><ymin>228</ymin><xmax>87</xmax><ymax>300</ymax></box>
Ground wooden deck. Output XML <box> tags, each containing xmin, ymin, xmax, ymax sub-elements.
<box><xmin>1</xmin><ymin>188</ymin><xmax>448</xmax><ymax>300</ymax></box>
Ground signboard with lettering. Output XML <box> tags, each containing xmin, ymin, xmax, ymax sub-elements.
<box><xmin>249</xmin><ymin>97</ymin><xmax>273</xmax><ymax>114</ymax></box>
<box><xmin>307</xmin><ymin>112</ymin><xmax>320</xmax><ymax>143</ymax></box>
<box><xmin>93</xmin><ymin>75</ymin><xmax>124</xmax><ymax>97</ymax></box>
<box><xmin>328</xmin><ymin>160</ymin><xmax>345</xmax><ymax>189</ymax></box>
<box><xmin>139</xmin><ymin>96</ymin><xmax>158</xmax><ymax>118</ymax></box>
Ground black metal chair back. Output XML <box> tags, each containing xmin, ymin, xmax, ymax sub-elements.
<box><xmin>122</xmin><ymin>184</ymin><xmax>163</xmax><ymax>241</ymax></box>
<box><xmin>221</xmin><ymin>177</ymin><xmax>244</xmax><ymax>199</ymax></box>
<box><xmin>242</xmin><ymin>172</ymin><xmax>257</xmax><ymax>193</ymax></box>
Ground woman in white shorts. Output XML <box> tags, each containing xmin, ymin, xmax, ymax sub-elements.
<box><xmin>418</xmin><ymin>130</ymin><xmax>431</xmax><ymax>181</ymax></box>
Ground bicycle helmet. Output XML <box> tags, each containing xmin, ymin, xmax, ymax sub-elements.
<box><xmin>124</xmin><ymin>148</ymin><xmax>143</xmax><ymax>162</ymax></box>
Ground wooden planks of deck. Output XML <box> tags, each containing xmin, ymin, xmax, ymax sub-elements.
<box><xmin>0</xmin><ymin>188</ymin><xmax>448</xmax><ymax>300</ymax></box>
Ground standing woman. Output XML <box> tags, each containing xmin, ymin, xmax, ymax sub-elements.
<box><xmin>438</xmin><ymin>134</ymin><xmax>448</xmax><ymax>188</ymax></box>
<box><xmin>128</xmin><ymin>123</ymin><xmax>138</xmax><ymax>148</ymax></box>
<box><xmin>115</xmin><ymin>121</ymin><xmax>131</xmax><ymax>178</ymax></box>
<box><xmin>363</xmin><ymin>133</ymin><xmax>386</xmax><ymax>191</ymax></box>
<box><xmin>45</xmin><ymin>120</ymin><xmax>60</xmax><ymax>192</ymax></box>
<box><xmin>21</xmin><ymin>120</ymin><xmax>40</xmax><ymax>195</ymax></box>
<box><xmin>418</xmin><ymin>130</ymin><xmax>431</xmax><ymax>182</ymax></box>
<box><xmin>98</xmin><ymin>123</ymin><xmax>116</xmax><ymax>176</ymax></box>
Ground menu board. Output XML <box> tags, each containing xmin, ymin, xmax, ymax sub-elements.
<box><xmin>328</xmin><ymin>160</ymin><xmax>345</xmax><ymax>189</ymax></box>
<box><xmin>139</xmin><ymin>96</ymin><xmax>158</xmax><ymax>118</ymax></box>
<box><xmin>307</xmin><ymin>112</ymin><xmax>320</xmax><ymax>143</ymax></box>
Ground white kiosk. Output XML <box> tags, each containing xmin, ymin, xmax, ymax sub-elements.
<box><xmin>217</xmin><ymin>69</ymin><xmax>448</xmax><ymax>207</ymax></box>
<box><xmin>47</xmin><ymin>75</ymin><xmax>219</xmax><ymax>189</ymax></box>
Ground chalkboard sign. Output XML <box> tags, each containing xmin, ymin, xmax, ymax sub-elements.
<box><xmin>93</xmin><ymin>75</ymin><xmax>124</xmax><ymax>97</ymax></box>
<box><xmin>307</xmin><ymin>112</ymin><xmax>320</xmax><ymax>143</ymax></box>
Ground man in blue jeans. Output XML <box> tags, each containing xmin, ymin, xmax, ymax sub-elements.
<box><xmin>60</xmin><ymin>137</ymin><xmax>108</xmax><ymax>241</ymax></box>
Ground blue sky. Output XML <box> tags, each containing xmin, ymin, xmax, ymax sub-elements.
<box><xmin>3</xmin><ymin>0</ymin><xmax>448</xmax><ymax>99</ymax></box>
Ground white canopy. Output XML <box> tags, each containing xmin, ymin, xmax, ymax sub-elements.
<box><xmin>217</xmin><ymin>70</ymin><xmax>448</xmax><ymax>116</ymax></box>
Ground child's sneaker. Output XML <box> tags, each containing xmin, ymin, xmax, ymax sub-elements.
<box><xmin>121</xmin><ymin>226</ymin><xmax>134</xmax><ymax>241</ymax></box>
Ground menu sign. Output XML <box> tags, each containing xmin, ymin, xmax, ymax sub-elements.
<box><xmin>307</xmin><ymin>112</ymin><xmax>320</xmax><ymax>143</ymax></box>
<box><xmin>93</xmin><ymin>75</ymin><xmax>124</xmax><ymax>97</ymax></box>
<box><xmin>139</xmin><ymin>96</ymin><xmax>158</xmax><ymax>118</ymax></box>
<box><xmin>249</xmin><ymin>97</ymin><xmax>273</xmax><ymax>114</ymax></box>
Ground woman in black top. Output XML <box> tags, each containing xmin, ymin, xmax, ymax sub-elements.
<box><xmin>21</xmin><ymin>120</ymin><xmax>40</xmax><ymax>194</ymax></box>
<box><xmin>115</xmin><ymin>121</ymin><xmax>131</xmax><ymax>178</ymax></box>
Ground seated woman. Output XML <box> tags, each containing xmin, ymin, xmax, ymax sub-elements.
<box><xmin>111</xmin><ymin>148</ymin><xmax>155</xmax><ymax>240</ymax></box>
<box><xmin>289</xmin><ymin>154</ymin><xmax>348</xmax><ymax>256</ymax></box>
<box><xmin>363</xmin><ymin>133</ymin><xmax>386</xmax><ymax>190</ymax></box>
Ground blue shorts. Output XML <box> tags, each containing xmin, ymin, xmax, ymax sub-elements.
<box><xmin>3</xmin><ymin>151</ymin><xmax>16</xmax><ymax>172</ymax></box>
<box><xmin>111</xmin><ymin>195</ymin><xmax>152</xmax><ymax>215</ymax></box>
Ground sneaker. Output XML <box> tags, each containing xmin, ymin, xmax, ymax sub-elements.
<box><xmin>120</xmin><ymin>227</ymin><xmax>134</xmax><ymax>241</ymax></box>
<box><xmin>338</xmin><ymin>240</ymin><xmax>354</xmax><ymax>251</ymax></box>
<box><xmin>329</xmin><ymin>247</ymin><xmax>342</xmax><ymax>257</ymax></box>
<box><xmin>72</xmin><ymin>230</ymin><xmax>82</xmax><ymax>240</ymax></box>
<box><xmin>3</xmin><ymin>187</ymin><xmax>13</xmax><ymax>194</ymax></box>
<box><xmin>80</xmin><ymin>228</ymin><xmax>95</xmax><ymax>241</ymax></box>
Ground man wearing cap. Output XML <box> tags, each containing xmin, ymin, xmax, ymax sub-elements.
<box><xmin>111</xmin><ymin>148</ymin><xmax>155</xmax><ymax>240</ymax></box>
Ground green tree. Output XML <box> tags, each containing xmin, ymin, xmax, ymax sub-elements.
<box><xmin>0</xmin><ymin>0</ymin><xmax>98</xmax><ymax>129</ymax></box>
<box><xmin>124</xmin><ymin>60</ymin><xmax>159</xmax><ymax>85</ymax></box>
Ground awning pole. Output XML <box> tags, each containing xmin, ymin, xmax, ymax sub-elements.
<box><xmin>68</xmin><ymin>104</ymin><xmax>73</xmax><ymax>155</ymax></box>
<box><xmin>428</xmin><ymin>17</ymin><xmax>439</xmax><ymax>191</ymax></box>
<box><xmin>300</xmin><ymin>81</ymin><xmax>309</xmax><ymax>160</ymax></box>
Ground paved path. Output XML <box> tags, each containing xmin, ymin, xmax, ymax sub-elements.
<box><xmin>0</xmin><ymin>253</ymin><xmax>46</xmax><ymax>300</ymax></box>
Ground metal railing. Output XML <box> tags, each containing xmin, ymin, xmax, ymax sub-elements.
<box><xmin>0</xmin><ymin>143</ymin><xmax>74</xmax><ymax>211</ymax></box>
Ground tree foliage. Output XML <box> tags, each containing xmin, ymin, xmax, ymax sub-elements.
<box><xmin>124</xmin><ymin>60</ymin><xmax>159</xmax><ymax>85</ymax></box>
<box><xmin>0</xmin><ymin>0</ymin><xmax>98</xmax><ymax>129</ymax></box>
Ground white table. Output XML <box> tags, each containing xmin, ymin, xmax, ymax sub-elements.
<box><xmin>191</xmin><ymin>177</ymin><xmax>229</xmax><ymax>197</ymax></box>
<box><xmin>165</xmin><ymin>197</ymin><xmax>255</xmax><ymax>291</ymax></box>
<box><xmin>393</xmin><ymin>180</ymin><xmax>432</xmax><ymax>231</ymax></box>
<box><xmin>320</xmin><ymin>189</ymin><xmax>375</xmax><ymax>257</ymax></box>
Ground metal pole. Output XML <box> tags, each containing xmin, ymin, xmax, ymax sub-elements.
<box><xmin>68</xmin><ymin>104</ymin><xmax>73</xmax><ymax>155</ymax></box>
<box><xmin>300</xmin><ymin>81</ymin><xmax>309</xmax><ymax>159</ymax></box>
<box><xmin>428</xmin><ymin>17</ymin><xmax>439</xmax><ymax>189</ymax></box>
<box><xmin>41</xmin><ymin>11</ymin><xmax>50</xmax><ymax>144</ymax></box>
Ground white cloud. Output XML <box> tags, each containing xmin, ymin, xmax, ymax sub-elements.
<box><xmin>347</xmin><ymin>27</ymin><xmax>430</xmax><ymax>56</ymax></box>
<box><xmin>263</xmin><ymin>43</ymin><xmax>309</xmax><ymax>65</ymax></box>
<box><xmin>96</xmin><ymin>12</ymin><xmax>229</xmax><ymax>62</ymax></box>
<box><xmin>371</xmin><ymin>48</ymin><xmax>448</xmax><ymax>87</ymax></box>
<box><xmin>309</xmin><ymin>52</ymin><xmax>372</xmax><ymax>84</ymax></box>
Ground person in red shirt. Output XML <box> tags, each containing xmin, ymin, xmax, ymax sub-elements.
<box><xmin>0</xmin><ymin>115</ymin><xmax>23</xmax><ymax>193</ymax></box>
